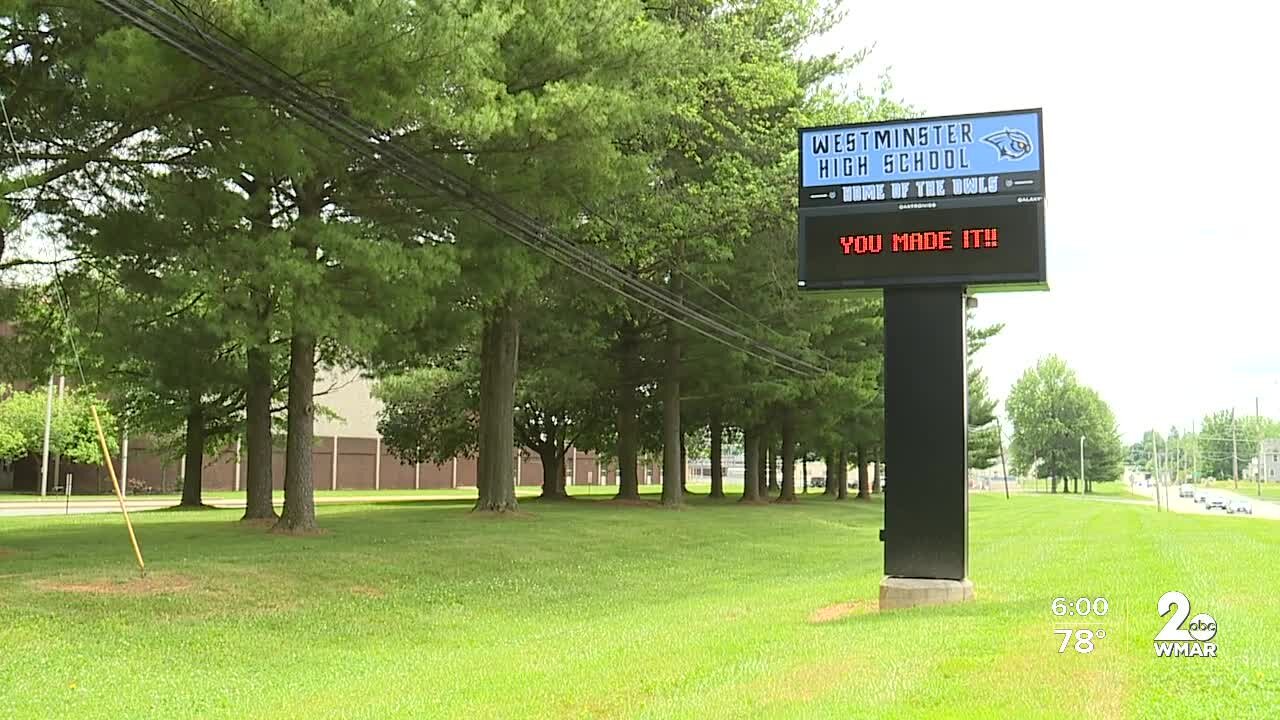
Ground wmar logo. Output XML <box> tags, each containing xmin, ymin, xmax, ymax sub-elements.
<box><xmin>982</xmin><ymin>127</ymin><xmax>1034</xmax><ymax>160</ymax></box>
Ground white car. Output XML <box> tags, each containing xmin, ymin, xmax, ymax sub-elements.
<box><xmin>1227</xmin><ymin>498</ymin><xmax>1253</xmax><ymax>515</ymax></box>
<box><xmin>1204</xmin><ymin>495</ymin><xmax>1227</xmax><ymax>511</ymax></box>
<box><xmin>1193</xmin><ymin>490</ymin><xmax>1207</xmax><ymax>504</ymax></box>
<box><xmin>1178</xmin><ymin>484</ymin><xmax>1194</xmax><ymax>498</ymax></box>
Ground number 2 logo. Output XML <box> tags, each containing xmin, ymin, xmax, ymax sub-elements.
<box><xmin>1156</xmin><ymin>591</ymin><xmax>1217</xmax><ymax>642</ymax></box>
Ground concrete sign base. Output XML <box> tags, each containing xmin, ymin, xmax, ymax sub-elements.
<box><xmin>879</xmin><ymin>576</ymin><xmax>975</xmax><ymax>611</ymax></box>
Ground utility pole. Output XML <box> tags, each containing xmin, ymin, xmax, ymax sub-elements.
<box><xmin>1231</xmin><ymin>408</ymin><xmax>1239</xmax><ymax>490</ymax></box>
<box><xmin>1192</xmin><ymin>418</ymin><xmax>1198</xmax><ymax>482</ymax></box>
<box><xmin>1174</xmin><ymin>431</ymin><xmax>1180</xmax><ymax>484</ymax></box>
<box><xmin>120</xmin><ymin>425</ymin><xmax>129</xmax><ymax>497</ymax></box>
<box><xmin>50</xmin><ymin>375</ymin><xmax>66</xmax><ymax>494</ymax></box>
<box><xmin>39</xmin><ymin>373</ymin><xmax>54</xmax><ymax>497</ymax></box>
<box><xmin>1162</xmin><ymin>433</ymin><xmax>1171</xmax><ymax>503</ymax></box>
<box><xmin>1149</xmin><ymin>430</ymin><xmax>1161</xmax><ymax>511</ymax></box>
<box><xmin>1079</xmin><ymin>435</ymin><xmax>1086</xmax><ymax>494</ymax></box>
<box><xmin>1257</xmin><ymin>397</ymin><xmax>1264</xmax><ymax>498</ymax></box>
<box><xmin>996</xmin><ymin>418</ymin><xmax>1010</xmax><ymax>499</ymax></box>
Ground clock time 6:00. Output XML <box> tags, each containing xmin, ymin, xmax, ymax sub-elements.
<box><xmin>1052</xmin><ymin>597</ymin><xmax>1109</xmax><ymax>617</ymax></box>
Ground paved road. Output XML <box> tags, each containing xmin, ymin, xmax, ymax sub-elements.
<box><xmin>0</xmin><ymin>494</ymin><xmax>451</xmax><ymax>518</ymax></box>
<box><xmin>1131</xmin><ymin>484</ymin><xmax>1280</xmax><ymax>521</ymax></box>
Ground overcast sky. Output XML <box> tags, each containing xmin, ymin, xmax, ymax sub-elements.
<box><xmin>813</xmin><ymin>0</ymin><xmax>1280</xmax><ymax>441</ymax></box>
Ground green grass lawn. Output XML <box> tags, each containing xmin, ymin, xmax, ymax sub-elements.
<box><xmin>1082</xmin><ymin>481</ymin><xmax>1150</xmax><ymax>500</ymax></box>
<box><xmin>1008</xmin><ymin>480</ymin><xmax>1148</xmax><ymax>501</ymax></box>
<box><xmin>1</xmin><ymin>491</ymin><xmax>1276</xmax><ymax>719</ymax></box>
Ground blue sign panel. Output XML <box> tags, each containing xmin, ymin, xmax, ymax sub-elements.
<box><xmin>799</xmin><ymin>110</ymin><xmax>1041</xmax><ymax>188</ymax></box>
<box><xmin>796</xmin><ymin>109</ymin><xmax>1046</xmax><ymax>292</ymax></box>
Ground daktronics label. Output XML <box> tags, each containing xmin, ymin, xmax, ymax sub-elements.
<box><xmin>797</xmin><ymin>109</ymin><xmax>1046</xmax><ymax>291</ymax></box>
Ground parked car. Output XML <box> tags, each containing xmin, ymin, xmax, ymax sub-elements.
<box><xmin>1227</xmin><ymin>498</ymin><xmax>1253</xmax><ymax>515</ymax></box>
<box><xmin>809</xmin><ymin>476</ymin><xmax>825</xmax><ymax>489</ymax></box>
<box><xmin>1179</xmin><ymin>484</ymin><xmax>1194</xmax><ymax>498</ymax></box>
<box><xmin>1205</xmin><ymin>495</ymin><xmax>1227</xmax><ymax>511</ymax></box>
<box><xmin>1193</xmin><ymin>490</ymin><xmax>1207</xmax><ymax>504</ymax></box>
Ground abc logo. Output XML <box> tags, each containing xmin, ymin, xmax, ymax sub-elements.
<box><xmin>1188</xmin><ymin>614</ymin><xmax>1217</xmax><ymax>642</ymax></box>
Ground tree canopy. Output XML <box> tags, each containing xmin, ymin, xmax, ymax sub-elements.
<box><xmin>1007</xmin><ymin>356</ymin><xmax>1124</xmax><ymax>493</ymax></box>
<box><xmin>2</xmin><ymin>0</ymin><xmax>916</xmax><ymax>519</ymax></box>
<box><xmin>0</xmin><ymin>384</ymin><xmax>119</xmax><ymax>465</ymax></box>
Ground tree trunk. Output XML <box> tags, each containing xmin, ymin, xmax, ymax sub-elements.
<box><xmin>758</xmin><ymin>437</ymin><xmax>768</xmax><ymax>496</ymax></box>
<box><xmin>660</xmin><ymin>321</ymin><xmax>682</xmax><ymax>507</ymax></box>
<box><xmin>778</xmin><ymin>416</ymin><xmax>796</xmax><ymax>502</ymax></box>
<box><xmin>680</xmin><ymin>438</ymin><xmax>688</xmax><ymax>494</ymax></box>
<box><xmin>766</xmin><ymin>445</ymin><xmax>778</xmax><ymax>492</ymax></box>
<box><xmin>872</xmin><ymin>456</ymin><xmax>881</xmax><ymax>494</ymax></box>
<box><xmin>824</xmin><ymin>451</ymin><xmax>838</xmax><ymax>496</ymax></box>
<box><xmin>856</xmin><ymin>445</ymin><xmax>870</xmax><ymax>499</ymax></box>
<box><xmin>836</xmin><ymin>449</ymin><xmax>849</xmax><ymax>500</ymax></box>
<box><xmin>708</xmin><ymin>414</ymin><xmax>724</xmax><ymax>498</ymax></box>
<box><xmin>242</xmin><ymin>345</ymin><xmax>276</xmax><ymax>520</ymax></box>
<box><xmin>615</xmin><ymin>396</ymin><xmax>639</xmax><ymax>499</ymax></box>
<box><xmin>180</xmin><ymin>396</ymin><xmax>205</xmax><ymax>507</ymax></box>
<box><xmin>538</xmin><ymin>447</ymin><xmax>567</xmax><ymax>499</ymax></box>
<box><xmin>741</xmin><ymin>426</ymin><xmax>761</xmax><ymax>502</ymax></box>
<box><xmin>614</xmin><ymin>325</ymin><xmax>640</xmax><ymax>500</ymax></box>
<box><xmin>476</xmin><ymin>304</ymin><xmax>520</xmax><ymax>512</ymax></box>
<box><xmin>802</xmin><ymin>457</ymin><xmax>809</xmax><ymax>494</ymax></box>
<box><xmin>558</xmin><ymin>455</ymin><xmax>568</xmax><ymax>496</ymax></box>
<box><xmin>1051</xmin><ymin>476</ymin><xmax>1057</xmax><ymax>493</ymax></box>
<box><xmin>275</xmin><ymin>330</ymin><xmax>317</xmax><ymax>532</ymax></box>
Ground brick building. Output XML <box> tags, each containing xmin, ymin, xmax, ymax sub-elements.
<box><xmin>2</xmin><ymin>367</ymin><xmax>658</xmax><ymax>495</ymax></box>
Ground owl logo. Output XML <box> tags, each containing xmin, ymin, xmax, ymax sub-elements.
<box><xmin>982</xmin><ymin>128</ymin><xmax>1034</xmax><ymax>160</ymax></box>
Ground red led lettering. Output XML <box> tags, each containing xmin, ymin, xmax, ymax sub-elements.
<box><xmin>839</xmin><ymin>235</ymin><xmax>884</xmax><ymax>255</ymax></box>
<box><xmin>881</xmin><ymin>227</ymin><xmax>999</xmax><ymax>254</ymax></box>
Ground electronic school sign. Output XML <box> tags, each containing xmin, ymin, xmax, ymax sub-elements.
<box><xmin>797</xmin><ymin>109</ymin><xmax>1046</xmax><ymax>291</ymax></box>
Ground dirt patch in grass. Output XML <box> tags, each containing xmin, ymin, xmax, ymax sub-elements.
<box><xmin>0</xmin><ymin>546</ymin><xmax>22</xmax><ymax>559</ymax></box>
<box><xmin>809</xmin><ymin>599</ymin><xmax>877</xmax><ymax>623</ymax></box>
<box><xmin>350</xmin><ymin>585</ymin><xmax>386</xmax><ymax>598</ymax></box>
<box><xmin>32</xmin><ymin>573</ymin><xmax>195</xmax><ymax>596</ymax></box>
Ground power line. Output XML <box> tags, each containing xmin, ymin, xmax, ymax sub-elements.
<box><xmin>675</xmin><ymin>267</ymin><xmax>839</xmax><ymax>368</ymax></box>
<box><xmin>91</xmin><ymin>0</ymin><xmax>826</xmax><ymax>378</ymax></box>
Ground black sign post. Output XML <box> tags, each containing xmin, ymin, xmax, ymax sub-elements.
<box><xmin>796</xmin><ymin>109</ymin><xmax>1046</xmax><ymax>608</ymax></box>
<box><xmin>883</xmin><ymin>287</ymin><xmax>967</xmax><ymax>580</ymax></box>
